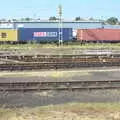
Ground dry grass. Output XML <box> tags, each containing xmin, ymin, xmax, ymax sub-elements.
<box><xmin>0</xmin><ymin>70</ymin><xmax>90</xmax><ymax>78</ymax></box>
<box><xmin>0</xmin><ymin>43</ymin><xmax>120</xmax><ymax>50</ymax></box>
<box><xmin>0</xmin><ymin>103</ymin><xmax>120</xmax><ymax>120</ymax></box>
<box><xmin>1</xmin><ymin>43</ymin><xmax>120</xmax><ymax>56</ymax></box>
<box><xmin>0</xmin><ymin>68</ymin><xmax>119</xmax><ymax>78</ymax></box>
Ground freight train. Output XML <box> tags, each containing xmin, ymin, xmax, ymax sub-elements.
<box><xmin>0</xmin><ymin>28</ymin><xmax>73</xmax><ymax>43</ymax></box>
<box><xmin>77</xmin><ymin>29</ymin><xmax>120</xmax><ymax>43</ymax></box>
<box><xmin>0</xmin><ymin>28</ymin><xmax>120</xmax><ymax>43</ymax></box>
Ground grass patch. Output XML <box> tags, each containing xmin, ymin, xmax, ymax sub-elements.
<box><xmin>0</xmin><ymin>70</ymin><xmax>90</xmax><ymax>78</ymax></box>
<box><xmin>0</xmin><ymin>69</ymin><xmax>118</xmax><ymax>78</ymax></box>
<box><xmin>1</xmin><ymin>43</ymin><xmax>120</xmax><ymax>55</ymax></box>
<box><xmin>0</xmin><ymin>103</ymin><xmax>120</xmax><ymax>120</ymax></box>
<box><xmin>0</xmin><ymin>43</ymin><xmax>120</xmax><ymax>50</ymax></box>
<box><xmin>49</xmin><ymin>71</ymin><xmax>90</xmax><ymax>78</ymax></box>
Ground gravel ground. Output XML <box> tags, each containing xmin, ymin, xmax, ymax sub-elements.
<box><xmin>0</xmin><ymin>90</ymin><xmax>120</xmax><ymax>108</ymax></box>
<box><xmin>0</xmin><ymin>69</ymin><xmax>120</xmax><ymax>82</ymax></box>
<box><xmin>1</xmin><ymin>48</ymin><xmax>120</xmax><ymax>56</ymax></box>
<box><xmin>0</xmin><ymin>68</ymin><xmax>120</xmax><ymax>107</ymax></box>
<box><xmin>0</xmin><ymin>68</ymin><xmax>120</xmax><ymax>120</ymax></box>
<box><xmin>1</xmin><ymin>103</ymin><xmax>120</xmax><ymax>120</ymax></box>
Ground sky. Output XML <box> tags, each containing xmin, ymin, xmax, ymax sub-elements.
<box><xmin>1</xmin><ymin>0</ymin><xmax>120</xmax><ymax>19</ymax></box>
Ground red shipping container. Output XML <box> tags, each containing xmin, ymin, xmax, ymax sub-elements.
<box><xmin>77</xmin><ymin>29</ymin><xmax>120</xmax><ymax>42</ymax></box>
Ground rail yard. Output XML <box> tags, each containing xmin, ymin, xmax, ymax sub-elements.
<box><xmin>1</xmin><ymin>0</ymin><xmax>120</xmax><ymax>119</ymax></box>
<box><xmin>0</xmin><ymin>46</ymin><xmax>120</xmax><ymax>91</ymax></box>
<box><xmin>0</xmin><ymin>21</ymin><xmax>120</xmax><ymax>120</ymax></box>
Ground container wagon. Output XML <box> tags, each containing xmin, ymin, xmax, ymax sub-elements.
<box><xmin>0</xmin><ymin>29</ymin><xmax>17</xmax><ymax>43</ymax></box>
<box><xmin>77</xmin><ymin>29</ymin><xmax>120</xmax><ymax>43</ymax></box>
<box><xmin>18</xmin><ymin>28</ymin><xmax>73</xmax><ymax>43</ymax></box>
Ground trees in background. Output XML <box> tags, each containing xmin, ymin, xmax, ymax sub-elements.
<box><xmin>49</xmin><ymin>16</ymin><xmax>58</xmax><ymax>21</ymax></box>
<box><xmin>106</xmin><ymin>17</ymin><xmax>119</xmax><ymax>25</ymax></box>
<box><xmin>75</xmin><ymin>17</ymin><xmax>82</xmax><ymax>21</ymax></box>
<box><xmin>75</xmin><ymin>16</ymin><xmax>120</xmax><ymax>25</ymax></box>
<box><xmin>0</xmin><ymin>16</ymin><xmax>120</xmax><ymax>25</ymax></box>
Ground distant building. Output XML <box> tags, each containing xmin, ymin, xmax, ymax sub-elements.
<box><xmin>0</xmin><ymin>20</ymin><xmax>102</xmax><ymax>29</ymax></box>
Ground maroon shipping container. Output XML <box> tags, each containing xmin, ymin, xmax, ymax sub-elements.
<box><xmin>77</xmin><ymin>29</ymin><xmax>120</xmax><ymax>42</ymax></box>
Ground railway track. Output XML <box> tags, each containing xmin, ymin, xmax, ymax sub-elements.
<box><xmin>0</xmin><ymin>80</ymin><xmax>120</xmax><ymax>92</ymax></box>
<box><xmin>0</xmin><ymin>61</ymin><xmax>120</xmax><ymax>70</ymax></box>
<box><xmin>0</xmin><ymin>54</ymin><xmax>120</xmax><ymax>70</ymax></box>
<box><xmin>0</xmin><ymin>54</ymin><xmax>120</xmax><ymax>62</ymax></box>
<box><xmin>2</xmin><ymin>57</ymin><xmax>120</xmax><ymax>62</ymax></box>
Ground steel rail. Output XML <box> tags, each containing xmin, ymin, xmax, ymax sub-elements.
<box><xmin>0</xmin><ymin>80</ymin><xmax>119</xmax><ymax>92</ymax></box>
<box><xmin>0</xmin><ymin>61</ymin><xmax>120</xmax><ymax>70</ymax></box>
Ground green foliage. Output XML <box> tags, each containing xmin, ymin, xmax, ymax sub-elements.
<box><xmin>20</xmin><ymin>17</ymin><xmax>32</xmax><ymax>21</ymax></box>
<box><xmin>89</xmin><ymin>17</ymin><xmax>95</xmax><ymax>21</ymax></box>
<box><xmin>12</xmin><ymin>19</ymin><xmax>17</xmax><ymax>22</ymax></box>
<box><xmin>75</xmin><ymin>17</ymin><xmax>82</xmax><ymax>21</ymax></box>
<box><xmin>49</xmin><ymin>16</ymin><xmax>58</xmax><ymax>21</ymax></box>
<box><xmin>25</xmin><ymin>17</ymin><xmax>32</xmax><ymax>21</ymax></box>
<box><xmin>106</xmin><ymin>17</ymin><xmax>119</xmax><ymax>25</ymax></box>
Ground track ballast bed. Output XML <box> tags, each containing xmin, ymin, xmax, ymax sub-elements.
<box><xmin>0</xmin><ymin>80</ymin><xmax>119</xmax><ymax>92</ymax></box>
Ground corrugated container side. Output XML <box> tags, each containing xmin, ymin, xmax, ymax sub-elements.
<box><xmin>0</xmin><ymin>29</ymin><xmax>17</xmax><ymax>41</ymax></box>
<box><xmin>77</xmin><ymin>29</ymin><xmax>120</xmax><ymax>42</ymax></box>
<box><xmin>18</xmin><ymin>28</ymin><xmax>72</xmax><ymax>42</ymax></box>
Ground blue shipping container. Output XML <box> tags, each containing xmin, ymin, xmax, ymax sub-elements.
<box><xmin>18</xmin><ymin>28</ymin><xmax>73</xmax><ymax>42</ymax></box>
